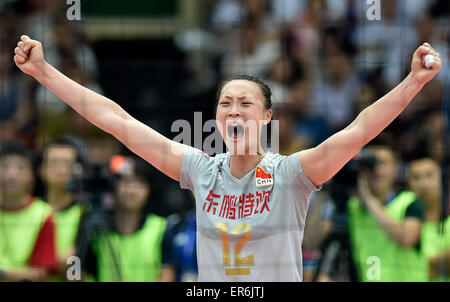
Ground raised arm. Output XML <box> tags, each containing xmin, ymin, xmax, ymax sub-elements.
<box><xmin>300</xmin><ymin>43</ymin><xmax>442</xmax><ymax>187</ymax></box>
<box><xmin>14</xmin><ymin>35</ymin><xmax>187</xmax><ymax>181</ymax></box>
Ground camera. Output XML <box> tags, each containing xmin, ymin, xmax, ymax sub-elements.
<box><xmin>68</xmin><ymin>162</ymin><xmax>115</xmax><ymax>263</ymax></box>
<box><xmin>314</xmin><ymin>149</ymin><xmax>378</xmax><ymax>282</ymax></box>
<box><xmin>328</xmin><ymin>149</ymin><xmax>378</xmax><ymax>212</ymax></box>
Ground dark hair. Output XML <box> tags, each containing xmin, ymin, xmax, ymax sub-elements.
<box><xmin>0</xmin><ymin>141</ymin><xmax>35</xmax><ymax>170</ymax></box>
<box><xmin>366</xmin><ymin>132</ymin><xmax>399</xmax><ymax>158</ymax></box>
<box><xmin>216</xmin><ymin>75</ymin><xmax>272</xmax><ymax>110</ymax></box>
<box><xmin>113</xmin><ymin>156</ymin><xmax>154</xmax><ymax>188</ymax></box>
<box><xmin>216</xmin><ymin>75</ymin><xmax>273</xmax><ymax>148</ymax></box>
<box><xmin>132</xmin><ymin>158</ymin><xmax>155</xmax><ymax>187</ymax></box>
<box><xmin>42</xmin><ymin>135</ymin><xmax>88</xmax><ymax>167</ymax></box>
<box><xmin>405</xmin><ymin>136</ymin><xmax>440</xmax><ymax>164</ymax></box>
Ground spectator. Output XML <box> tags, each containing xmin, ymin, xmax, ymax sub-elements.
<box><xmin>45</xmin><ymin>21</ymin><xmax>99</xmax><ymax>81</ymax></box>
<box><xmin>400</xmin><ymin>110</ymin><xmax>443</xmax><ymax>163</ymax></box>
<box><xmin>288</xmin><ymin>78</ymin><xmax>332</xmax><ymax>148</ymax></box>
<box><xmin>244</xmin><ymin>0</ymin><xmax>281</xmax><ymax>40</ymax></box>
<box><xmin>265</xmin><ymin>55</ymin><xmax>299</xmax><ymax>107</ymax></box>
<box><xmin>2</xmin><ymin>0</ymin><xmax>448</xmax><ymax>283</ymax></box>
<box><xmin>407</xmin><ymin>153</ymin><xmax>450</xmax><ymax>281</ymax></box>
<box><xmin>349</xmin><ymin>136</ymin><xmax>428</xmax><ymax>281</ymax></box>
<box><xmin>354</xmin><ymin>0</ymin><xmax>418</xmax><ymax>87</ymax></box>
<box><xmin>288</xmin><ymin>0</ymin><xmax>325</xmax><ymax>63</ymax></box>
<box><xmin>302</xmin><ymin>189</ymin><xmax>335</xmax><ymax>281</ymax></box>
<box><xmin>23</xmin><ymin>0</ymin><xmax>66</xmax><ymax>49</ymax></box>
<box><xmin>273</xmin><ymin>103</ymin><xmax>309</xmax><ymax>156</ymax></box>
<box><xmin>39</xmin><ymin>136</ymin><xmax>88</xmax><ymax>280</ymax></box>
<box><xmin>398</xmin><ymin>0</ymin><xmax>433</xmax><ymax>22</ymax></box>
<box><xmin>414</xmin><ymin>12</ymin><xmax>447</xmax><ymax>84</ymax></box>
<box><xmin>0</xmin><ymin>32</ymin><xmax>34</xmax><ymax>146</ymax></box>
<box><xmin>35</xmin><ymin>51</ymin><xmax>103</xmax><ymax>145</ymax></box>
<box><xmin>322</xmin><ymin>0</ymin><xmax>351</xmax><ymax>23</ymax></box>
<box><xmin>310</xmin><ymin>33</ymin><xmax>360</xmax><ymax>130</ymax></box>
<box><xmin>221</xmin><ymin>21</ymin><xmax>280</xmax><ymax>78</ymax></box>
<box><xmin>270</xmin><ymin>0</ymin><xmax>306</xmax><ymax>23</ymax></box>
<box><xmin>0</xmin><ymin>142</ymin><xmax>57</xmax><ymax>281</ymax></box>
<box><xmin>211</xmin><ymin>0</ymin><xmax>279</xmax><ymax>39</ymax></box>
<box><xmin>210</xmin><ymin>0</ymin><xmax>243</xmax><ymax>33</ymax></box>
<box><xmin>80</xmin><ymin>156</ymin><xmax>172</xmax><ymax>282</ymax></box>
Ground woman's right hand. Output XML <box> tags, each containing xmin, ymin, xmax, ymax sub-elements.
<box><xmin>14</xmin><ymin>35</ymin><xmax>46</xmax><ymax>79</ymax></box>
<box><xmin>13</xmin><ymin>34</ymin><xmax>188</xmax><ymax>183</ymax></box>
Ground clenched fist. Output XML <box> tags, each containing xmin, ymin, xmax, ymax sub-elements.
<box><xmin>410</xmin><ymin>42</ymin><xmax>442</xmax><ymax>86</ymax></box>
<box><xmin>14</xmin><ymin>35</ymin><xmax>46</xmax><ymax>79</ymax></box>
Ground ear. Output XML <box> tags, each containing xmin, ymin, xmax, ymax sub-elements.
<box><xmin>264</xmin><ymin>109</ymin><xmax>273</xmax><ymax>125</ymax></box>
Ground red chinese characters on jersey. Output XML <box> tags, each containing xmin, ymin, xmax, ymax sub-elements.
<box><xmin>243</xmin><ymin>193</ymin><xmax>255</xmax><ymax>217</ymax></box>
<box><xmin>219</xmin><ymin>194</ymin><xmax>237</xmax><ymax>219</ymax></box>
<box><xmin>203</xmin><ymin>190</ymin><xmax>221</xmax><ymax>215</ymax></box>
<box><xmin>256</xmin><ymin>190</ymin><xmax>271</xmax><ymax>213</ymax></box>
<box><xmin>209</xmin><ymin>190</ymin><xmax>271</xmax><ymax>219</ymax></box>
<box><xmin>237</xmin><ymin>194</ymin><xmax>245</xmax><ymax>219</ymax></box>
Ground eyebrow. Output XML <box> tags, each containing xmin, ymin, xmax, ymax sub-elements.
<box><xmin>222</xmin><ymin>95</ymin><xmax>250</xmax><ymax>100</ymax></box>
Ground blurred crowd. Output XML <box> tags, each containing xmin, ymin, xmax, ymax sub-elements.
<box><xmin>0</xmin><ymin>0</ymin><xmax>449</xmax><ymax>281</ymax></box>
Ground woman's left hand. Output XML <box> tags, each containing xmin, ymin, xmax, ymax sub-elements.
<box><xmin>410</xmin><ymin>43</ymin><xmax>442</xmax><ymax>86</ymax></box>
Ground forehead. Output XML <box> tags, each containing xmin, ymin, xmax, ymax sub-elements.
<box><xmin>118</xmin><ymin>174</ymin><xmax>149</xmax><ymax>186</ymax></box>
<box><xmin>368</xmin><ymin>147</ymin><xmax>395</xmax><ymax>161</ymax></box>
<box><xmin>47</xmin><ymin>145</ymin><xmax>76</xmax><ymax>156</ymax></box>
<box><xmin>220</xmin><ymin>80</ymin><xmax>263</xmax><ymax>98</ymax></box>
<box><xmin>0</xmin><ymin>154</ymin><xmax>32</xmax><ymax>167</ymax></box>
<box><xmin>409</xmin><ymin>159</ymin><xmax>440</xmax><ymax>174</ymax></box>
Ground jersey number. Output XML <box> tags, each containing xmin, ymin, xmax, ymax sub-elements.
<box><xmin>215</xmin><ymin>222</ymin><xmax>254</xmax><ymax>275</ymax></box>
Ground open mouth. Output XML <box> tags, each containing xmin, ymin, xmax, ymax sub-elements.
<box><xmin>227</xmin><ymin>124</ymin><xmax>245</xmax><ymax>140</ymax></box>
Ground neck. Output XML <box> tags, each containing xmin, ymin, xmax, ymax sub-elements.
<box><xmin>229</xmin><ymin>149</ymin><xmax>265</xmax><ymax>179</ymax></box>
<box><xmin>0</xmin><ymin>193</ymin><xmax>31</xmax><ymax>210</ymax></box>
<box><xmin>373</xmin><ymin>187</ymin><xmax>392</xmax><ymax>205</ymax></box>
<box><xmin>47</xmin><ymin>185</ymin><xmax>74</xmax><ymax>212</ymax></box>
<box><xmin>114</xmin><ymin>209</ymin><xmax>142</xmax><ymax>234</ymax></box>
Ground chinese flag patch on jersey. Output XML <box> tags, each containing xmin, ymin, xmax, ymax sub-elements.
<box><xmin>255</xmin><ymin>166</ymin><xmax>273</xmax><ymax>187</ymax></box>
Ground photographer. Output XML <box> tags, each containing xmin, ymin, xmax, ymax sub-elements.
<box><xmin>316</xmin><ymin>135</ymin><xmax>428</xmax><ymax>281</ymax></box>
<box><xmin>349</xmin><ymin>137</ymin><xmax>427</xmax><ymax>281</ymax></box>
<box><xmin>79</xmin><ymin>155</ymin><xmax>173</xmax><ymax>282</ymax></box>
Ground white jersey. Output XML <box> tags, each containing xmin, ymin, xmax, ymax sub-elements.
<box><xmin>179</xmin><ymin>146</ymin><xmax>321</xmax><ymax>281</ymax></box>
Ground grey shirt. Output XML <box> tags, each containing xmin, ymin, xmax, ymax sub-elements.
<box><xmin>180</xmin><ymin>146</ymin><xmax>321</xmax><ymax>281</ymax></box>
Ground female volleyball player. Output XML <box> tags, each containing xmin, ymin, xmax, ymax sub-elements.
<box><xmin>14</xmin><ymin>35</ymin><xmax>441</xmax><ymax>281</ymax></box>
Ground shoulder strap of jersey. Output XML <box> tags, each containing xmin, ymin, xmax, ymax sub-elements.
<box><xmin>258</xmin><ymin>152</ymin><xmax>277</xmax><ymax>174</ymax></box>
<box><xmin>214</xmin><ymin>152</ymin><xmax>229</xmax><ymax>173</ymax></box>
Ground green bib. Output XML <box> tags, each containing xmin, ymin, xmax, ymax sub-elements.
<box><xmin>421</xmin><ymin>217</ymin><xmax>450</xmax><ymax>282</ymax></box>
<box><xmin>348</xmin><ymin>191</ymin><xmax>427</xmax><ymax>282</ymax></box>
<box><xmin>0</xmin><ymin>198</ymin><xmax>53</xmax><ymax>269</ymax></box>
<box><xmin>46</xmin><ymin>203</ymin><xmax>84</xmax><ymax>282</ymax></box>
<box><xmin>55</xmin><ymin>203</ymin><xmax>83</xmax><ymax>255</ymax></box>
<box><xmin>92</xmin><ymin>214</ymin><xmax>167</xmax><ymax>282</ymax></box>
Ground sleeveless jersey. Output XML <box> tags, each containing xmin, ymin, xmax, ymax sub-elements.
<box><xmin>421</xmin><ymin>217</ymin><xmax>450</xmax><ymax>282</ymax></box>
<box><xmin>0</xmin><ymin>198</ymin><xmax>53</xmax><ymax>269</ymax></box>
<box><xmin>92</xmin><ymin>213</ymin><xmax>167</xmax><ymax>282</ymax></box>
<box><xmin>55</xmin><ymin>203</ymin><xmax>83</xmax><ymax>255</ymax></box>
<box><xmin>179</xmin><ymin>146</ymin><xmax>321</xmax><ymax>281</ymax></box>
<box><xmin>348</xmin><ymin>192</ymin><xmax>428</xmax><ymax>282</ymax></box>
